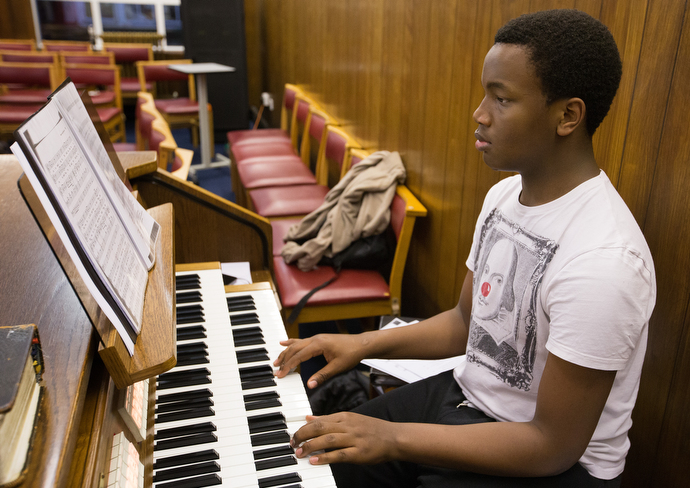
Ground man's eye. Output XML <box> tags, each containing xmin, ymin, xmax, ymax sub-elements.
<box><xmin>496</xmin><ymin>97</ymin><xmax>507</xmax><ymax>104</ymax></box>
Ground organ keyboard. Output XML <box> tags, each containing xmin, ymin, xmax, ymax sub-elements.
<box><xmin>151</xmin><ymin>267</ymin><xmax>336</xmax><ymax>488</ymax></box>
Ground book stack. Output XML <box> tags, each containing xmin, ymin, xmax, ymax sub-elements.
<box><xmin>0</xmin><ymin>324</ymin><xmax>45</xmax><ymax>487</ymax></box>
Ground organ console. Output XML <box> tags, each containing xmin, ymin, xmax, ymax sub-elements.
<box><xmin>0</xmin><ymin>152</ymin><xmax>333</xmax><ymax>487</ymax></box>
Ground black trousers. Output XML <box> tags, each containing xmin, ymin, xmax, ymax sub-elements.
<box><xmin>330</xmin><ymin>371</ymin><xmax>622</xmax><ymax>488</ymax></box>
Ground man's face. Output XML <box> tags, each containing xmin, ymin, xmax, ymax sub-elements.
<box><xmin>473</xmin><ymin>44</ymin><xmax>561</xmax><ymax>174</ymax></box>
<box><xmin>475</xmin><ymin>239</ymin><xmax>515</xmax><ymax>320</ymax></box>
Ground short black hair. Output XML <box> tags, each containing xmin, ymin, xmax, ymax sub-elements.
<box><xmin>495</xmin><ymin>9</ymin><xmax>622</xmax><ymax>136</ymax></box>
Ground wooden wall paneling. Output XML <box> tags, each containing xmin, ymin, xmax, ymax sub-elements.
<box><xmin>412</xmin><ymin>0</ymin><xmax>460</xmax><ymax>312</ymax></box>
<box><xmin>593</xmin><ymin>0</ymin><xmax>648</xmax><ymax>189</ymax></box>
<box><xmin>623</xmin><ymin>3</ymin><xmax>690</xmax><ymax>485</ymax></box>
<box><xmin>434</xmin><ymin>0</ymin><xmax>481</xmax><ymax>312</ymax></box>
<box><xmin>263</xmin><ymin>0</ymin><xmax>285</xmax><ymax>123</ymax></box>
<box><xmin>244</xmin><ymin>0</ymin><xmax>266</xmax><ymax>115</ymax></box>
<box><xmin>357</xmin><ymin>0</ymin><xmax>385</xmax><ymax>149</ymax></box>
<box><xmin>574</xmin><ymin>0</ymin><xmax>603</xmax><ymax>17</ymax></box>
<box><xmin>614</xmin><ymin>0</ymin><xmax>685</xmax><ymax>227</ymax></box>
<box><xmin>0</xmin><ymin>0</ymin><xmax>35</xmax><ymax>40</ymax></box>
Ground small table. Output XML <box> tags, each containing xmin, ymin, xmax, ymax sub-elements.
<box><xmin>168</xmin><ymin>62</ymin><xmax>235</xmax><ymax>172</ymax></box>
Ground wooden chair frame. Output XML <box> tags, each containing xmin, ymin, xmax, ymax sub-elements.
<box><xmin>277</xmin><ymin>184</ymin><xmax>427</xmax><ymax>339</ymax></box>
<box><xmin>41</xmin><ymin>40</ymin><xmax>92</xmax><ymax>52</ymax></box>
<box><xmin>0</xmin><ymin>39</ymin><xmax>36</xmax><ymax>51</ymax></box>
<box><xmin>59</xmin><ymin>51</ymin><xmax>115</xmax><ymax>67</ymax></box>
<box><xmin>0</xmin><ymin>62</ymin><xmax>60</xmax><ymax>96</ymax></box>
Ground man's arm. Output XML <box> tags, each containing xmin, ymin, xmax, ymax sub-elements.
<box><xmin>275</xmin><ymin>271</ymin><xmax>474</xmax><ymax>387</ymax></box>
<box><xmin>294</xmin><ymin>352</ymin><xmax>616</xmax><ymax>477</ymax></box>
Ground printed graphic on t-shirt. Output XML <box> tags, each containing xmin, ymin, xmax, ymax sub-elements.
<box><xmin>468</xmin><ymin>209</ymin><xmax>558</xmax><ymax>391</ymax></box>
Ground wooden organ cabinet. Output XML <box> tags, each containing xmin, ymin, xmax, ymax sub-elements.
<box><xmin>0</xmin><ymin>151</ymin><xmax>275</xmax><ymax>487</ymax></box>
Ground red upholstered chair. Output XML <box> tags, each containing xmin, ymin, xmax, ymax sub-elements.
<box><xmin>0</xmin><ymin>51</ymin><xmax>58</xmax><ymax>64</ymax></box>
<box><xmin>226</xmin><ymin>83</ymin><xmax>303</xmax><ymax>149</ymax></box>
<box><xmin>136</xmin><ymin>59</ymin><xmax>213</xmax><ymax>149</ymax></box>
<box><xmin>0</xmin><ymin>39</ymin><xmax>36</xmax><ymax>51</ymax></box>
<box><xmin>42</xmin><ymin>40</ymin><xmax>92</xmax><ymax>52</ymax></box>
<box><xmin>248</xmin><ymin>126</ymin><xmax>360</xmax><ymax>220</ymax></box>
<box><xmin>62</xmin><ymin>64</ymin><xmax>126</xmax><ymax>142</ymax></box>
<box><xmin>272</xmin><ymin>184</ymin><xmax>427</xmax><ymax>339</ymax></box>
<box><xmin>59</xmin><ymin>51</ymin><xmax>114</xmax><ymax>66</ymax></box>
<box><xmin>0</xmin><ymin>62</ymin><xmax>59</xmax><ymax>104</ymax></box>
<box><xmin>135</xmin><ymin>91</ymin><xmax>157</xmax><ymax>150</ymax></box>
<box><xmin>234</xmin><ymin>105</ymin><xmax>342</xmax><ymax>210</ymax></box>
<box><xmin>103</xmin><ymin>43</ymin><xmax>153</xmax><ymax>101</ymax></box>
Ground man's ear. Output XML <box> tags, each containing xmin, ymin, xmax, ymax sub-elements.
<box><xmin>556</xmin><ymin>97</ymin><xmax>586</xmax><ymax>136</ymax></box>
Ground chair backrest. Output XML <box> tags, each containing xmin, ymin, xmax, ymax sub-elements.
<box><xmin>0</xmin><ymin>62</ymin><xmax>59</xmax><ymax>89</ymax></box>
<box><xmin>42</xmin><ymin>40</ymin><xmax>92</xmax><ymax>52</ymax></box>
<box><xmin>60</xmin><ymin>52</ymin><xmax>114</xmax><ymax>66</ymax></box>
<box><xmin>280</xmin><ymin>83</ymin><xmax>303</xmax><ymax>133</ymax></box>
<box><xmin>300</xmin><ymin>103</ymin><xmax>336</xmax><ymax>172</ymax></box>
<box><xmin>150</xmin><ymin>118</ymin><xmax>178</xmax><ymax>171</ymax></box>
<box><xmin>103</xmin><ymin>42</ymin><xmax>153</xmax><ymax>63</ymax></box>
<box><xmin>387</xmin><ymin>185</ymin><xmax>427</xmax><ymax>302</ymax></box>
<box><xmin>314</xmin><ymin>125</ymin><xmax>360</xmax><ymax>187</ymax></box>
<box><xmin>0</xmin><ymin>51</ymin><xmax>58</xmax><ymax>64</ymax></box>
<box><xmin>137</xmin><ymin>93</ymin><xmax>162</xmax><ymax>150</ymax></box>
<box><xmin>0</xmin><ymin>39</ymin><xmax>35</xmax><ymax>51</ymax></box>
<box><xmin>290</xmin><ymin>94</ymin><xmax>312</xmax><ymax>151</ymax></box>
<box><xmin>62</xmin><ymin>64</ymin><xmax>122</xmax><ymax>109</ymax></box>
<box><xmin>136</xmin><ymin>59</ymin><xmax>195</xmax><ymax>100</ymax></box>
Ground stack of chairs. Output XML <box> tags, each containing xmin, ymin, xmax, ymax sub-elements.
<box><xmin>135</xmin><ymin>91</ymin><xmax>193</xmax><ymax>181</ymax></box>
<box><xmin>227</xmin><ymin>84</ymin><xmax>428</xmax><ymax>338</ymax></box>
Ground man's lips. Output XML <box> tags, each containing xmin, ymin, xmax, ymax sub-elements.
<box><xmin>474</xmin><ymin>130</ymin><xmax>490</xmax><ymax>151</ymax></box>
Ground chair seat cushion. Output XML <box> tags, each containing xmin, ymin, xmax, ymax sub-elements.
<box><xmin>273</xmin><ymin>257</ymin><xmax>390</xmax><ymax>308</ymax></box>
<box><xmin>155</xmin><ymin>98</ymin><xmax>199</xmax><ymax>115</ymax></box>
<box><xmin>235</xmin><ymin>154</ymin><xmax>304</xmax><ymax>167</ymax></box>
<box><xmin>271</xmin><ymin>218</ymin><xmax>301</xmax><ymax>255</ymax></box>
<box><xmin>96</xmin><ymin>106</ymin><xmax>122</xmax><ymax>122</ymax></box>
<box><xmin>232</xmin><ymin>139</ymin><xmax>296</xmax><ymax>162</ymax></box>
<box><xmin>238</xmin><ymin>160</ymin><xmax>317</xmax><ymax>189</ymax></box>
<box><xmin>0</xmin><ymin>104</ymin><xmax>43</xmax><ymax>123</ymax></box>
<box><xmin>227</xmin><ymin>128</ymin><xmax>288</xmax><ymax>145</ymax></box>
<box><xmin>89</xmin><ymin>90</ymin><xmax>116</xmax><ymax>105</ymax></box>
<box><xmin>121</xmin><ymin>78</ymin><xmax>151</xmax><ymax>92</ymax></box>
<box><xmin>250</xmin><ymin>185</ymin><xmax>329</xmax><ymax>218</ymax></box>
<box><xmin>0</xmin><ymin>89</ymin><xmax>52</xmax><ymax>104</ymax></box>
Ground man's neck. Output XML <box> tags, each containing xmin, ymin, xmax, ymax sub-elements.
<box><xmin>518</xmin><ymin>140</ymin><xmax>599</xmax><ymax>207</ymax></box>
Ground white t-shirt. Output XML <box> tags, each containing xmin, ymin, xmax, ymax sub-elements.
<box><xmin>453</xmin><ymin>171</ymin><xmax>656</xmax><ymax>480</ymax></box>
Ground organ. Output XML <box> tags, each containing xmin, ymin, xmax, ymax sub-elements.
<box><xmin>0</xmin><ymin>151</ymin><xmax>332</xmax><ymax>487</ymax></box>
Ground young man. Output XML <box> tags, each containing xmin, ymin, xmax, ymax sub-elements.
<box><xmin>274</xmin><ymin>9</ymin><xmax>655</xmax><ymax>487</ymax></box>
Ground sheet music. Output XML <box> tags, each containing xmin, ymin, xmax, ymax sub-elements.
<box><xmin>10</xmin><ymin>82</ymin><xmax>156</xmax><ymax>354</ymax></box>
<box><xmin>53</xmin><ymin>83</ymin><xmax>159</xmax><ymax>270</ymax></box>
<box><xmin>361</xmin><ymin>318</ymin><xmax>466</xmax><ymax>383</ymax></box>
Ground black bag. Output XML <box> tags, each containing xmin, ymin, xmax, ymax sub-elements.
<box><xmin>286</xmin><ymin>229</ymin><xmax>396</xmax><ymax>325</ymax></box>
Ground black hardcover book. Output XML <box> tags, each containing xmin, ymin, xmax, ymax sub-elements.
<box><xmin>0</xmin><ymin>324</ymin><xmax>44</xmax><ymax>488</ymax></box>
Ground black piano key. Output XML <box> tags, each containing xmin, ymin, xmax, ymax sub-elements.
<box><xmin>242</xmin><ymin>378</ymin><xmax>277</xmax><ymax>390</ymax></box>
<box><xmin>177</xmin><ymin>303</ymin><xmax>204</xmax><ymax>312</ymax></box>
<box><xmin>230</xmin><ymin>313</ymin><xmax>261</xmax><ymax>325</ymax></box>
<box><xmin>176</xmin><ymin>354</ymin><xmax>210</xmax><ymax>367</ymax></box>
<box><xmin>156</xmin><ymin>406</ymin><xmax>215</xmax><ymax>423</ymax></box>
<box><xmin>255</xmin><ymin>455</ymin><xmax>298</xmax><ymax>471</ymax></box>
<box><xmin>176</xmin><ymin>290</ymin><xmax>203</xmax><ymax>303</ymax></box>
<box><xmin>258</xmin><ymin>472</ymin><xmax>302</xmax><ymax>488</ymax></box>
<box><xmin>236</xmin><ymin>348</ymin><xmax>270</xmax><ymax>363</ymax></box>
<box><xmin>155</xmin><ymin>473</ymin><xmax>222</xmax><ymax>488</ymax></box>
<box><xmin>175</xmin><ymin>280</ymin><xmax>202</xmax><ymax>291</ymax></box>
<box><xmin>178</xmin><ymin>341</ymin><xmax>208</xmax><ymax>353</ymax></box>
<box><xmin>234</xmin><ymin>336</ymin><xmax>266</xmax><ymax>347</ymax></box>
<box><xmin>244</xmin><ymin>391</ymin><xmax>280</xmax><ymax>403</ymax></box>
<box><xmin>158</xmin><ymin>367</ymin><xmax>211</xmax><ymax>382</ymax></box>
<box><xmin>253</xmin><ymin>445</ymin><xmax>295</xmax><ymax>460</ymax></box>
<box><xmin>251</xmin><ymin>430</ymin><xmax>291</xmax><ymax>447</ymax></box>
<box><xmin>154</xmin><ymin>432</ymin><xmax>218</xmax><ymax>451</ymax></box>
<box><xmin>153</xmin><ymin>449</ymin><xmax>219</xmax><ymax>471</ymax></box>
<box><xmin>248</xmin><ymin>418</ymin><xmax>288</xmax><ymax>434</ymax></box>
<box><xmin>239</xmin><ymin>365</ymin><xmax>275</xmax><ymax>380</ymax></box>
<box><xmin>157</xmin><ymin>388</ymin><xmax>212</xmax><ymax>404</ymax></box>
<box><xmin>227</xmin><ymin>303</ymin><xmax>258</xmax><ymax>312</ymax></box>
<box><xmin>246</xmin><ymin>398</ymin><xmax>282</xmax><ymax>411</ymax></box>
<box><xmin>157</xmin><ymin>377</ymin><xmax>212</xmax><ymax>390</ymax></box>
<box><xmin>177</xmin><ymin>327</ymin><xmax>207</xmax><ymax>341</ymax></box>
<box><xmin>177</xmin><ymin>314</ymin><xmax>206</xmax><ymax>325</ymax></box>
<box><xmin>226</xmin><ymin>294</ymin><xmax>254</xmax><ymax>304</ymax></box>
<box><xmin>232</xmin><ymin>326</ymin><xmax>263</xmax><ymax>337</ymax></box>
<box><xmin>153</xmin><ymin>461</ymin><xmax>220</xmax><ymax>483</ymax></box>
<box><xmin>155</xmin><ymin>421</ymin><xmax>216</xmax><ymax>440</ymax></box>
<box><xmin>156</xmin><ymin>396</ymin><xmax>214</xmax><ymax>414</ymax></box>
